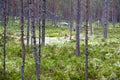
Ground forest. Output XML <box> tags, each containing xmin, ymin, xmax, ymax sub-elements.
<box><xmin>0</xmin><ymin>0</ymin><xmax>120</xmax><ymax>80</ymax></box>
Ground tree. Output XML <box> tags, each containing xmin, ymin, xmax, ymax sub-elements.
<box><xmin>37</xmin><ymin>0</ymin><xmax>42</xmax><ymax>60</ymax></box>
<box><xmin>42</xmin><ymin>0</ymin><xmax>46</xmax><ymax>45</ymax></box>
<box><xmin>12</xmin><ymin>0</ymin><xmax>15</xmax><ymax>23</ymax></box>
<box><xmin>103</xmin><ymin>0</ymin><xmax>108</xmax><ymax>38</ymax></box>
<box><xmin>112</xmin><ymin>0</ymin><xmax>117</xmax><ymax>27</ymax></box>
<box><xmin>30</xmin><ymin>0</ymin><xmax>40</xmax><ymax>79</ymax></box>
<box><xmin>89</xmin><ymin>0</ymin><xmax>93</xmax><ymax>36</ymax></box>
<box><xmin>76</xmin><ymin>0</ymin><xmax>81</xmax><ymax>56</ymax></box>
<box><xmin>20</xmin><ymin>0</ymin><xmax>26</xmax><ymax>80</ymax></box>
<box><xmin>3</xmin><ymin>0</ymin><xmax>7</xmax><ymax>76</ymax></box>
<box><xmin>26</xmin><ymin>0</ymin><xmax>30</xmax><ymax>48</ymax></box>
<box><xmin>69</xmin><ymin>0</ymin><xmax>73</xmax><ymax>40</ymax></box>
<box><xmin>85</xmin><ymin>0</ymin><xmax>89</xmax><ymax>79</ymax></box>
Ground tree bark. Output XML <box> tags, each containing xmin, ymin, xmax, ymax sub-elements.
<box><xmin>85</xmin><ymin>0</ymin><xmax>89</xmax><ymax>79</ymax></box>
<box><xmin>103</xmin><ymin>0</ymin><xmax>108</xmax><ymax>38</ymax></box>
<box><xmin>20</xmin><ymin>0</ymin><xmax>26</xmax><ymax>80</ymax></box>
<box><xmin>3</xmin><ymin>0</ymin><xmax>7</xmax><ymax>76</ymax></box>
<box><xmin>69</xmin><ymin>0</ymin><xmax>73</xmax><ymax>40</ymax></box>
<box><xmin>112</xmin><ymin>0</ymin><xmax>117</xmax><ymax>27</ymax></box>
<box><xmin>42</xmin><ymin>0</ymin><xmax>46</xmax><ymax>45</ymax></box>
<box><xmin>26</xmin><ymin>0</ymin><xmax>30</xmax><ymax>48</ymax></box>
<box><xmin>76</xmin><ymin>0</ymin><xmax>81</xmax><ymax>56</ymax></box>
<box><xmin>89</xmin><ymin>0</ymin><xmax>93</xmax><ymax>36</ymax></box>
<box><xmin>30</xmin><ymin>0</ymin><xmax>40</xmax><ymax>79</ymax></box>
<box><xmin>37</xmin><ymin>0</ymin><xmax>42</xmax><ymax>60</ymax></box>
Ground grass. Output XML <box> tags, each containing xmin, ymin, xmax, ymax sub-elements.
<box><xmin>0</xmin><ymin>21</ymin><xmax>120</xmax><ymax>80</ymax></box>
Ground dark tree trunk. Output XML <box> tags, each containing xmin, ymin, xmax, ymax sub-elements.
<box><xmin>76</xmin><ymin>0</ymin><xmax>81</xmax><ymax>56</ymax></box>
<box><xmin>3</xmin><ymin>0</ymin><xmax>7</xmax><ymax>76</ymax></box>
<box><xmin>30</xmin><ymin>0</ymin><xmax>40</xmax><ymax>79</ymax></box>
<box><xmin>20</xmin><ymin>0</ymin><xmax>26</xmax><ymax>80</ymax></box>
<box><xmin>85</xmin><ymin>0</ymin><xmax>89</xmax><ymax>80</ymax></box>
<box><xmin>37</xmin><ymin>0</ymin><xmax>42</xmax><ymax>60</ymax></box>
<box><xmin>42</xmin><ymin>0</ymin><xmax>46</xmax><ymax>45</ymax></box>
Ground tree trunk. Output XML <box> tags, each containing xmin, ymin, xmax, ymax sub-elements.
<box><xmin>26</xmin><ymin>0</ymin><xmax>30</xmax><ymax>48</ymax></box>
<box><xmin>112</xmin><ymin>0</ymin><xmax>117</xmax><ymax>27</ymax></box>
<box><xmin>76</xmin><ymin>0</ymin><xmax>81</xmax><ymax>56</ymax></box>
<box><xmin>103</xmin><ymin>0</ymin><xmax>108</xmax><ymax>38</ymax></box>
<box><xmin>20</xmin><ymin>0</ymin><xmax>26</xmax><ymax>80</ymax></box>
<box><xmin>89</xmin><ymin>0</ymin><xmax>93</xmax><ymax>36</ymax></box>
<box><xmin>38</xmin><ymin>0</ymin><xmax>42</xmax><ymax>60</ymax></box>
<box><xmin>42</xmin><ymin>0</ymin><xmax>46</xmax><ymax>45</ymax></box>
<box><xmin>3</xmin><ymin>0</ymin><xmax>7</xmax><ymax>76</ymax></box>
<box><xmin>30</xmin><ymin>0</ymin><xmax>40</xmax><ymax>79</ymax></box>
<box><xmin>85</xmin><ymin>0</ymin><xmax>89</xmax><ymax>80</ymax></box>
<box><xmin>69</xmin><ymin>0</ymin><xmax>73</xmax><ymax>40</ymax></box>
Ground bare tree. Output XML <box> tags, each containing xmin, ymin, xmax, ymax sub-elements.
<box><xmin>20</xmin><ymin>0</ymin><xmax>26</xmax><ymax>80</ymax></box>
<box><xmin>30</xmin><ymin>0</ymin><xmax>40</xmax><ymax>79</ymax></box>
<box><xmin>85</xmin><ymin>0</ymin><xmax>89</xmax><ymax>79</ymax></box>
<box><xmin>76</xmin><ymin>0</ymin><xmax>81</xmax><ymax>56</ymax></box>
<box><xmin>3</xmin><ymin>0</ymin><xmax>7</xmax><ymax>76</ymax></box>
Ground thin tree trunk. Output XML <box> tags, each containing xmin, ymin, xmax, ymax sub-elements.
<box><xmin>112</xmin><ymin>0</ymin><xmax>117</xmax><ymax>27</ymax></box>
<box><xmin>30</xmin><ymin>0</ymin><xmax>40</xmax><ymax>79</ymax></box>
<box><xmin>27</xmin><ymin>0</ymin><xmax>30</xmax><ymax>48</ymax></box>
<box><xmin>42</xmin><ymin>0</ymin><xmax>46</xmax><ymax>45</ymax></box>
<box><xmin>69</xmin><ymin>0</ymin><xmax>73</xmax><ymax>40</ymax></box>
<box><xmin>85</xmin><ymin>0</ymin><xmax>89</xmax><ymax>79</ymax></box>
<box><xmin>20</xmin><ymin>0</ymin><xmax>26</xmax><ymax>80</ymax></box>
<box><xmin>89</xmin><ymin>0</ymin><xmax>93</xmax><ymax>36</ymax></box>
<box><xmin>12</xmin><ymin>0</ymin><xmax>15</xmax><ymax>23</ymax></box>
<box><xmin>3</xmin><ymin>0</ymin><xmax>7</xmax><ymax>76</ymax></box>
<box><xmin>38</xmin><ymin>0</ymin><xmax>41</xmax><ymax>60</ymax></box>
<box><xmin>76</xmin><ymin>0</ymin><xmax>81</xmax><ymax>56</ymax></box>
<box><xmin>103</xmin><ymin>0</ymin><xmax>108</xmax><ymax>38</ymax></box>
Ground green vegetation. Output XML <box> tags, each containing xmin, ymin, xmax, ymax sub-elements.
<box><xmin>0</xmin><ymin>22</ymin><xmax>120</xmax><ymax>80</ymax></box>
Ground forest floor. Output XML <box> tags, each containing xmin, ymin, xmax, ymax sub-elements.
<box><xmin>0</xmin><ymin>22</ymin><xmax>120</xmax><ymax>80</ymax></box>
<box><xmin>24</xmin><ymin>34</ymin><xmax>88</xmax><ymax>45</ymax></box>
